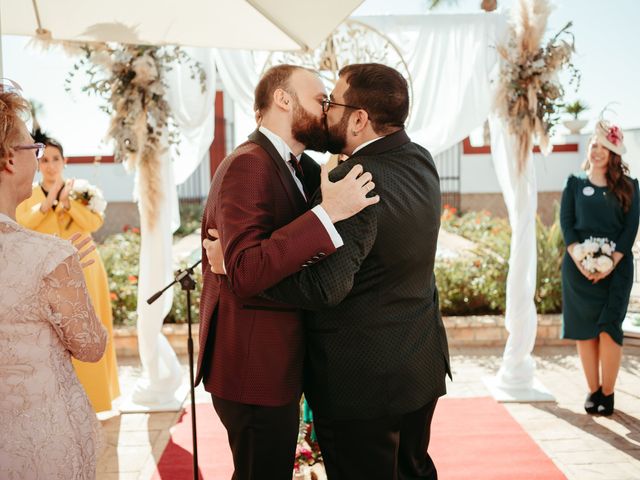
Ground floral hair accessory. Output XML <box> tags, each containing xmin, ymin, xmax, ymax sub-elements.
<box><xmin>595</xmin><ymin>120</ymin><xmax>626</xmax><ymax>156</ymax></box>
<box><xmin>606</xmin><ymin>125</ymin><xmax>623</xmax><ymax>146</ymax></box>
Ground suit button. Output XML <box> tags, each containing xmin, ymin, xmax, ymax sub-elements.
<box><xmin>301</xmin><ymin>264</ymin><xmax>309</xmax><ymax>268</ymax></box>
<box><xmin>312</xmin><ymin>256</ymin><xmax>320</xmax><ymax>261</ymax></box>
<box><xmin>318</xmin><ymin>252</ymin><xmax>326</xmax><ymax>257</ymax></box>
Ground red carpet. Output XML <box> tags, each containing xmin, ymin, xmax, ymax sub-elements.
<box><xmin>153</xmin><ymin>397</ymin><xmax>566</xmax><ymax>479</ymax></box>
<box><xmin>430</xmin><ymin>397</ymin><xmax>565</xmax><ymax>479</ymax></box>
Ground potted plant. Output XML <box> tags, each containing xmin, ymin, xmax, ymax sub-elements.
<box><xmin>563</xmin><ymin>100</ymin><xmax>589</xmax><ymax>134</ymax></box>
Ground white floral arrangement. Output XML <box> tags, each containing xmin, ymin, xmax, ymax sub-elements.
<box><xmin>69</xmin><ymin>179</ymin><xmax>107</xmax><ymax>216</ymax></box>
<box><xmin>64</xmin><ymin>43</ymin><xmax>206</xmax><ymax>229</ymax></box>
<box><xmin>572</xmin><ymin>237</ymin><xmax>616</xmax><ymax>274</ymax></box>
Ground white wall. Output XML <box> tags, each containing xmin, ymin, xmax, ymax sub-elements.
<box><xmin>61</xmin><ymin>163</ymin><xmax>135</xmax><ymax>202</ymax></box>
<box><xmin>460</xmin><ymin>134</ymin><xmax>591</xmax><ymax>194</ymax></box>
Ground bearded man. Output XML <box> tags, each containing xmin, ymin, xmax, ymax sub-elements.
<box><xmin>196</xmin><ymin>64</ymin><xmax>378</xmax><ymax>480</ymax></box>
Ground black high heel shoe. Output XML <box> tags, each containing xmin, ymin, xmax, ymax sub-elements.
<box><xmin>597</xmin><ymin>391</ymin><xmax>615</xmax><ymax>416</ymax></box>
<box><xmin>584</xmin><ymin>387</ymin><xmax>602</xmax><ymax>414</ymax></box>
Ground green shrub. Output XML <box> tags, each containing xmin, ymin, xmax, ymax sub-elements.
<box><xmin>535</xmin><ymin>206</ymin><xmax>565</xmax><ymax>313</ymax></box>
<box><xmin>437</xmin><ymin>205</ymin><xmax>564</xmax><ymax>315</ymax></box>
<box><xmin>98</xmin><ymin>228</ymin><xmax>141</xmax><ymax>326</ymax></box>
<box><xmin>99</xmin><ymin>227</ymin><xmax>202</xmax><ymax>326</ymax></box>
<box><xmin>165</xmin><ymin>261</ymin><xmax>202</xmax><ymax>324</ymax></box>
<box><xmin>100</xmin><ymin>206</ymin><xmax>564</xmax><ymax>324</ymax></box>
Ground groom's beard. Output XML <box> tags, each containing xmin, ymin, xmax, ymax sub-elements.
<box><xmin>291</xmin><ymin>101</ymin><xmax>328</xmax><ymax>153</ymax></box>
<box><xmin>326</xmin><ymin>110</ymin><xmax>350</xmax><ymax>154</ymax></box>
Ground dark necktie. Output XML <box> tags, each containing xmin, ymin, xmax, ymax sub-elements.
<box><xmin>288</xmin><ymin>153</ymin><xmax>308</xmax><ymax>198</ymax></box>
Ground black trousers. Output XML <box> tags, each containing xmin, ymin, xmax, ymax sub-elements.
<box><xmin>314</xmin><ymin>399</ymin><xmax>439</xmax><ymax>480</ymax></box>
<box><xmin>211</xmin><ymin>395</ymin><xmax>299</xmax><ymax>480</ymax></box>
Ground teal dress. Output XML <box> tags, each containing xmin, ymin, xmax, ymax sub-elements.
<box><xmin>560</xmin><ymin>173</ymin><xmax>640</xmax><ymax>345</ymax></box>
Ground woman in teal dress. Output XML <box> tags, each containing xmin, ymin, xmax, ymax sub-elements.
<box><xmin>560</xmin><ymin>120</ymin><xmax>639</xmax><ymax>416</ymax></box>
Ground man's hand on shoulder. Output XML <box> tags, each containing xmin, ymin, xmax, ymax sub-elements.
<box><xmin>319</xmin><ymin>163</ymin><xmax>379</xmax><ymax>223</ymax></box>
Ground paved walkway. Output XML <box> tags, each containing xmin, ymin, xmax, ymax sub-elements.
<box><xmin>96</xmin><ymin>345</ymin><xmax>640</xmax><ymax>479</ymax></box>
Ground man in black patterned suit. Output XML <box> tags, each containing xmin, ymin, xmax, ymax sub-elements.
<box><xmin>206</xmin><ymin>63</ymin><xmax>450</xmax><ymax>479</ymax></box>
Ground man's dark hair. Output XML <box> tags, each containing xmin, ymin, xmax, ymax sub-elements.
<box><xmin>253</xmin><ymin>64</ymin><xmax>310</xmax><ymax>114</ymax></box>
<box><xmin>339</xmin><ymin>63</ymin><xmax>409</xmax><ymax>135</ymax></box>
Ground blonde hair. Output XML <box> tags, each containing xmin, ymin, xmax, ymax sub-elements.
<box><xmin>0</xmin><ymin>82</ymin><xmax>31</xmax><ymax>171</ymax></box>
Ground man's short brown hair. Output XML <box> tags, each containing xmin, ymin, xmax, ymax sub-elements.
<box><xmin>253</xmin><ymin>64</ymin><xmax>310</xmax><ymax>114</ymax></box>
<box><xmin>339</xmin><ymin>63</ymin><xmax>409</xmax><ymax>135</ymax></box>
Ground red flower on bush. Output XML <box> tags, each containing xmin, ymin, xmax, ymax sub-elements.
<box><xmin>128</xmin><ymin>275</ymin><xmax>138</xmax><ymax>284</ymax></box>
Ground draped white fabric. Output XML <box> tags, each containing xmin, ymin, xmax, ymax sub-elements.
<box><xmin>360</xmin><ymin>14</ymin><xmax>504</xmax><ymax>156</ymax></box>
<box><xmin>132</xmin><ymin>147</ymin><xmax>184</xmax><ymax>405</ymax></box>
<box><xmin>131</xmin><ymin>48</ymin><xmax>216</xmax><ymax>406</ymax></box>
<box><xmin>489</xmin><ymin>114</ymin><xmax>538</xmax><ymax>391</ymax></box>
<box><xmin>214</xmin><ymin>14</ymin><xmax>506</xmax><ymax>155</ymax></box>
<box><xmin>166</xmin><ymin>47</ymin><xmax>218</xmax><ymax>185</ymax></box>
<box><xmin>214</xmin><ymin>49</ymin><xmax>261</xmax><ymax>118</ymax></box>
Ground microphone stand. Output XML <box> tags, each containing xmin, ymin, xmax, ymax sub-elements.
<box><xmin>147</xmin><ymin>259</ymin><xmax>201</xmax><ymax>480</ymax></box>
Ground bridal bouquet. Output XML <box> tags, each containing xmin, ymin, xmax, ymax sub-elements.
<box><xmin>69</xmin><ymin>179</ymin><xmax>107</xmax><ymax>216</ymax></box>
<box><xmin>572</xmin><ymin>237</ymin><xmax>615</xmax><ymax>273</ymax></box>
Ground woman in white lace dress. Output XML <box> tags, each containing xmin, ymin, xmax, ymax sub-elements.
<box><xmin>0</xmin><ymin>83</ymin><xmax>107</xmax><ymax>479</ymax></box>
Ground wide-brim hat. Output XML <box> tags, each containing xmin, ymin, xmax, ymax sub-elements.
<box><xmin>594</xmin><ymin>120</ymin><xmax>626</xmax><ymax>156</ymax></box>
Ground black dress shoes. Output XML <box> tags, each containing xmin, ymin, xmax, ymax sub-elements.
<box><xmin>597</xmin><ymin>392</ymin><xmax>615</xmax><ymax>416</ymax></box>
<box><xmin>584</xmin><ymin>387</ymin><xmax>603</xmax><ymax>414</ymax></box>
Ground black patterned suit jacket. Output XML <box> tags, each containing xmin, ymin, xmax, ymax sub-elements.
<box><xmin>263</xmin><ymin>129</ymin><xmax>451</xmax><ymax>420</ymax></box>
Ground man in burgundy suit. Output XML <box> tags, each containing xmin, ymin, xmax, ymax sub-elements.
<box><xmin>196</xmin><ymin>64</ymin><xmax>378</xmax><ymax>480</ymax></box>
<box><xmin>207</xmin><ymin>64</ymin><xmax>451</xmax><ymax>480</ymax></box>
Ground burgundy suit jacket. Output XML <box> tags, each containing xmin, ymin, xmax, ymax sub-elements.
<box><xmin>196</xmin><ymin>130</ymin><xmax>336</xmax><ymax>406</ymax></box>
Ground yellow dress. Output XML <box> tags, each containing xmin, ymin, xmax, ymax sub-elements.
<box><xmin>17</xmin><ymin>184</ymin><xmax>120</xmax><ymax>412</ymax></box>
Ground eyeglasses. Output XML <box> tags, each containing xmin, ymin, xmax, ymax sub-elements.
<box><xmin>14</xmin><ymin>143</ymin><xmax>45</xmax><ymax>159</ymax></box>
<box><xmin>321</xmin><ymin>99</ymin><xmax>363</xmax><ymax>114</ymax></box>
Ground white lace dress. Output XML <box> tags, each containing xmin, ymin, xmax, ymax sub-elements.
<box><xmin>0</xmin><ymin>213</ymin><xmax>107</xmax><ymax>479</ymax></box>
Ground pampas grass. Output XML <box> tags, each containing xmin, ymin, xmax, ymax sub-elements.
<box><xmin>495</xmin><ymin>0</ymin><xmax>578</xmax><ymax>173</ymax></box>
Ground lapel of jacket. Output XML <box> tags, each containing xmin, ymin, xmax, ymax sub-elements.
<box><xmin>349</xmin><ymin>129</ymin><xmax>411</xmax><ymax>159</ymax></box>
<box><xmin>247</xmin><ymin>129</ymin><xmax>307</xmax><ymax>211</ymax></box>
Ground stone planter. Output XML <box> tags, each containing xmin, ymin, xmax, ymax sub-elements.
<box><xmin>563</xmin><ymin>119</ymin><xmax>588</xmax><ymax>135</ymax></box>
<box><xmin>112</xmin><ymin>315</ymin><xmax>571</xmax><ymax>358</ymax></box>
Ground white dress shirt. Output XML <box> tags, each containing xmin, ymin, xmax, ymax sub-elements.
<box><xmin>258</xmin><ymin>126</ymin><xmax>343</xmax><ymax>248</ymax></box>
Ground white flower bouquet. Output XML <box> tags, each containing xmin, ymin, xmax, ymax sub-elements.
<box><xmin>69</xmin><ymin>179</ymin><xmax>107</xmax><ymax>216</ymax></box>
<box><xmin>572</xmin><ymin>237</ymin><xmax>616</xmax><ymax>273</ymax></box>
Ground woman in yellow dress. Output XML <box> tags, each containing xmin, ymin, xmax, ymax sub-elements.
<box><xmin>16</xmin><ymin>132</ymin><xmax>120</xmax><ymax>412</ymax></box>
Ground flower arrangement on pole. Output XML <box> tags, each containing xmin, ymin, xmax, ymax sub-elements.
<box><xmin>64</xmin><ymin>43</ymin><xmax>206</xmax><ymax>228</ymax></box>
<box><xmin>494</xmin><ymin>0</ymin><xmax>579</xmax><ymax>172</ymax></box>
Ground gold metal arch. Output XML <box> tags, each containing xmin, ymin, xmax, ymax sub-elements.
<box><xmin>262</xmin><ymin>20</ymin><xmax>414</xmax><ymax>124</ymax></box>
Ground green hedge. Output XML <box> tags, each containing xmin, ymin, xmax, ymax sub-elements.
<box><xmin>99</xmin><ymin>227</ymin><xmax>202</xmax><ymax>326</ymax></box>
<box><xmin>101</xmin><ymin>207</ymin><xmax>565</xmax><ymax>326</ymax></box>
<box><xmin>436</xmin><ymin>205</ymin><xmax>564</xmax><ymax>315</ymax></box>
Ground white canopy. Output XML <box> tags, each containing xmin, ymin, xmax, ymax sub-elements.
<box><xmin>0</xmin><ymin>0</ymin><xmax>362</xmax><ymax>51</ymax></box>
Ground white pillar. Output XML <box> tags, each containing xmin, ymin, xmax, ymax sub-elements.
<box><xmin>121</xmin><ymin>144</ymin><xmax>185</xmax><ymax>412</ymax></box>
<box><xmin>483</xmin><ymin>114</ymin><xmax>554</xmax><ymax>402</ymax></box>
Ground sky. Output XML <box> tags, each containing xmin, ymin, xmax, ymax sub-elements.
<box><xmin>1</xmin><ymin>0</ymin><xmax>639</xmax><ymax>155</ymax></box>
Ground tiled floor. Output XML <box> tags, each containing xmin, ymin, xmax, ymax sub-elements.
<box><xmin>97</xmin><ymin>345</ymin><xmax>640</xmax><ymax>479</ymax></box>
